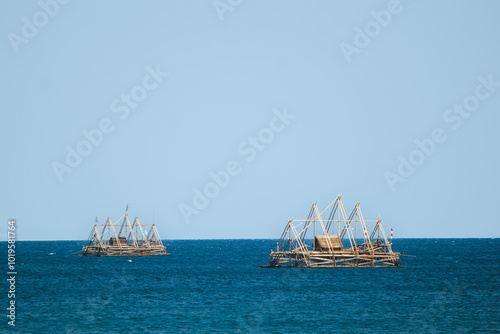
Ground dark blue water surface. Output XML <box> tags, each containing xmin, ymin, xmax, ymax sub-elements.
<box><xmin>1</xmin><ymin>239</ymin><xmax>499</xmax><ymax>333</ymax></box>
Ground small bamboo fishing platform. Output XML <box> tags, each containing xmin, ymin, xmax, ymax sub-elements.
<box><xmin>82</xmin><ymin>209</ymin><xmax>169</xmax><ymax>257</ymax></box>
<box><xmin>262</xmin><ymin>195</ymin><xmax>403</xmax><ymax>268</ymax></box>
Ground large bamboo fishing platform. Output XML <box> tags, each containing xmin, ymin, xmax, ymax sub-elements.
<box><xmin>262</xmin><ymin>195</ymin><xmax>403</xmax><ymax>268</ymax></box>
<box><xmin>82</xmin><ymin>209</ymin><xmax>169</xmax><ymax>257</ymax></box>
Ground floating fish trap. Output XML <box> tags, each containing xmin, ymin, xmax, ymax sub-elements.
<box><xmin>262</xmin><ymin>195</ymin><xmax>403</xmax><ymax>268</ymax></box>
<box><xmin>82</xmin><ymin>210</ymin><xmax>169</xmax><ymax>257</ymax></box>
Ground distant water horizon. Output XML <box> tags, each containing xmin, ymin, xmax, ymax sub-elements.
<box><xmin>5</xmin><ymin>237</ymin><xmax>499</xmax><ymax>242</ymax></box>
<box><xmin>1</xmin><ymin>239</ymin><xmax>499</xmax><ymax>333</ymax></box>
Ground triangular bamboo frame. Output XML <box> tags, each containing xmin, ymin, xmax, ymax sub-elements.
<box><xmin>82</xmin><ymin>211</ymin><xmax>169</xmax><ymax>257</ymax></box>
<box><xmin>263</xmin><ymin>195</ymin><xmax>401</xmax><ymax>267</ymax></box>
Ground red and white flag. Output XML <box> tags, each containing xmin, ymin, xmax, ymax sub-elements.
<box><xmin>364</xmin><ymin>227</ymin><xmax>368</xmax><ymax>237</ymax></box>
<box><xmin>391</xmin><ymin>228</ymin><xmax>393</xmax><ymax>240</ymax></box>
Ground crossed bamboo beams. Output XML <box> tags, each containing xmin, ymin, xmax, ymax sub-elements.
<box><xmin>271</xmin><ymin>249</ymin><xmax>399</xmax><ymax>267</ymax></box>
<box><xmin>92</xmin><ymin>213</ymin><xmax>161</xmax><ymax>246</ymax></box>
<box><xmin>82</xmin><ymin>212</ymin><xmax>167</xmax><ymax>256</ymax></box>
<box><xmin>269</xmin><ymin>195</ymin><xmax>397</xmax><ymax>267</ymax></box>
<box><xmin>270</xmin><ymin>250</ymin><xmax>399</xmax><ymax>267</ymax></box>
<box><xmin>270</xmin><ymin>255</ymin><xmax>400</xmax><ymax>268</ymax></box>
<box><xmin>294</xmin><ymin>197</ymin><xmax>392</xmax><ymax>252</ymax></box>
<box><xmin>271</xmin><ymin>219</ymin><xmax>311</xmax><ymax>266</ymax></box>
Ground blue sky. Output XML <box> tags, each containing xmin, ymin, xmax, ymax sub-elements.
<box><xmin>1</xmin><ymin>0</ymin><xmax>499</xmax><ymax>240</ymax></box>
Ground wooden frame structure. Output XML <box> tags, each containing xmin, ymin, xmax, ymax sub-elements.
<box><xmin>82</xmin><ymin>211</ymin><xmax>169</xmax><ymax>256</ymax></box>
<box><xmin>262</xmin><ymin>195</ymin><xmax>402</xmax><ymax>267</ymax></box>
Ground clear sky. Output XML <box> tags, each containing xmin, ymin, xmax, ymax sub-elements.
<box><xmin>2</xmin><ymin>0</ymin><xmax>500</xmax><ymax>240</ymax></box>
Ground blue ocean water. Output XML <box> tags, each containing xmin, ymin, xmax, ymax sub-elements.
<box><xmin>1</xmin><ymin>239</ymin><xmax>499</xmax><ymax>333</ymax></box>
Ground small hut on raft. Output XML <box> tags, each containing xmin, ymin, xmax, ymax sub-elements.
<box><xmin>82</xmin><ymin>210</ymin><xmax>169</xmax><ymax>257</ymax></box>
<box><xmin>262</xmin><ymin>195</ymin><xmax>402</xmax><ymax>268</ymax></box>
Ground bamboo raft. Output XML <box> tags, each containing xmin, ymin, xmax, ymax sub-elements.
<box><xmin>262</xmin><ymin>195</ymin><xmax>403</xmax><ymax>268</ymax></box>
<box><xmin>81</xmin><ymin>210</ymin><xmax>169</xmax><ymax>257</ymax></box>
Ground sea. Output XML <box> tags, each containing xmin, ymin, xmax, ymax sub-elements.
<box><xmin>1</xmin><ymin>239</ymin><xmax>499</xmax><ymax>333</ymax></box>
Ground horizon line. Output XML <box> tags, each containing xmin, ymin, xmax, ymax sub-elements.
<box><xmin>2</xmin><ymin>237</ymin><xmax>498</xmax><ymax>242</ymax></box>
